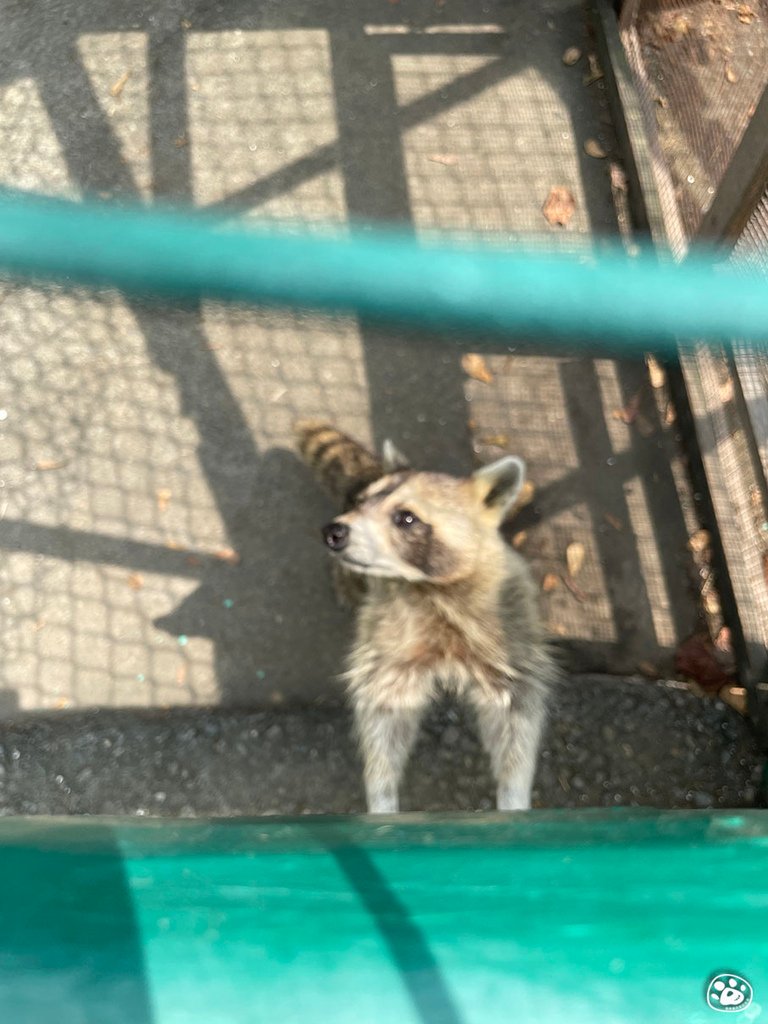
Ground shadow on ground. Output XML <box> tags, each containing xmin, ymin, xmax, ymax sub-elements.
<box><xmin>0</xmin><ymin>0</ymin><xmax>700</xmax><ymax>715</ymax></box>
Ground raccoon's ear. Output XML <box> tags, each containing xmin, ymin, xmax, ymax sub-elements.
<box><xmin>472</xmin><ymin>456</ymin><xmax>526</xmax><ymax>517</ymax></box>
<box><xmin>381</xmin><ymin>438</ymin><xmax>411</xmax><ymax>473</ymax></box>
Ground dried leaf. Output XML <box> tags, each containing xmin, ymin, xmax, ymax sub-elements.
<box><xmin>688</xmin><ymin>528</ymin><xmax>711</xmax><ymax>554</ymax></box>
<box><xmin>127</xmin><ymin>572</ymin><xmax>144</xmax><ymax>591</ymax></box>
<box><xmin>562</xmin><ymin>46</ymin><xmax>582</xmax><ymax>65</ymax></box>
<box><xmin>214</xmin><ymin>546</ymin><xmax>241</xmax><ymax>566</ymax></box>
<box><xmin>584</xmin><ymin>138</ymin><xmax>607</xmax><ymax>159</ymax></box>
<box><xmin>174</xmin><ymin>134</ymin><xmax>188</xmax><ymax>148</ymax></box>
<box><xmin>517</xmin><ymin>480</ymin><xmax>535</xmax><ymax>508</ymax></box>
<box><xmin>428</xmin><ymin>153</ymin><xmax>459</xmax><ymax>166</ymax></box>
<box><xmin>542</xmin><ymin>572</ymin><xmax>560</xmax><ymax>592</ymax></box>
<box><xmin>646</xmin><ymin>354</ymin><xmax>666</xmax><ymax>388</ymax></box>
<box><xmin>35</xmin><ymin>458</ymin><xmax>68</xmax><ymax>471</ymax></box>
<box><xmin>703</xmin><ymin>589</ymin><xmax>721</xmax><ymax>615</ymax></box>
<box><xmin>582</xmin><ymin>54</ymin><xmax>604</xmax><ymax>85</ymax></box>
<box><xmin>737</xmin><ymin>3</ymin><xmax>756</xmax><ymax>21</ymax></box>
<box><xmin>609</xmin><ymin>163</ymin><xmax>628</xmax><ymax>192</ymax></box>
<box><xmin>715</xmin><ymin>625</ymin><xmax>732</xmax><ymax>654</ymax></box>
<box><xmin>542</xmin><ymin>186</ymin><xmax>576</xmax><ymax>227</ymax></box>
<box><xmin>603</xmin><ymin>512</ymin><xmax>624</xmax><ymax>531</ymax></box>
<box><xmin>725</xmin><ymin>65</ymin><xmax>738</xmax><ymax>83</ymax></box>
<box><xmin>637</xmin><ymin>660</ymin><xmax>659</xmax><ymax>678</ymax></box>
<box><xmin>110</xmin><ymin>71</ymin><xmax>130</xmax><ymax>98</ymax></box>
<box><xmin>664</xmin><ymin>401</ymin><xmax>676</xmax><ymax>426</ymax></box>
<box><xmin>562</xmin><ymin>574</ymin><xmax>587</xmax><ymax>602</ymax></box>
<box><xmin>478</xmin><ymin>433</ymin><xmax>510</xmax><ymax>447</ymax></box>
<box><xmin>566</xmin><ymin>541</ymin><xmax>585</xmax><ymax>577</ymax></box>
<box><xmin>719</xmin><ymin>685</ymin><xmax>747</xmax><ymax>715</ymax></box>
<box><xmin>461</xmin><ymin>353</ymin><xmax>494</xmax><ymax>384</ymax></box>
<box><xmin>180</xmin><ymin>17</ymin><xmax>192</xmax><ymax>28</ymax></box>
<box><xmin>511</xmin><ymin>531</ymin><xmax>527</xmax><ymax>549</ymax></box>
<box><xmin>674</xmin><ymin>633</ymin><xmax>733</xmax><ymax>692</ymax></box>
<box><xmin>156</xmin><ymin>487</ymin><xmax>172</xmax><ymax>512</ymax></box>
<box><xmin>612</xmin><ymin>390</ymin><xmax>642</xmax><ymax>425</ymax></box>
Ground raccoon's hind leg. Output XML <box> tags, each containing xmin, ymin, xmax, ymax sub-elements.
<box><xmin>472</xmin><ymin>679</ymin><xmax>548</xmax><ymax>811</ymax></box>
<box><xmin>353</xmin><ymin>695</ymin><xmax>430</xmax><ymax>813</ymax></box>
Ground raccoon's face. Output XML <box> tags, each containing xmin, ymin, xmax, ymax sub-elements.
<box><xmin>321</xmin><ymin>454</ymin><xmax>526</xmax><ymax>584</ymax></box>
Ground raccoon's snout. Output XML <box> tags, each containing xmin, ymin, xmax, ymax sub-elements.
<box><xmin>322</xmin><ymin>520</ymin><xmax>350</xmax><ymax>552</ymax></box>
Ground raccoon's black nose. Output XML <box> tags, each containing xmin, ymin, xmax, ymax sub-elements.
<box><xmin>322</xmin><ymin>521</ymin><xmax>350</xmax><ymax>551</ymax></box>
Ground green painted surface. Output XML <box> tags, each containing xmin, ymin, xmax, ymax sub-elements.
<box><xmin>0</xmin><ymin>812</ymin><xmax>766</xmax><ymax>1023</ymax></box>
<box><xmin>0</xmin><ymin>189</ymin><xmax>766</xmax><ymax>349</ymax></box>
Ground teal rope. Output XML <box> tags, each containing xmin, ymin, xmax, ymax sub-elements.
<box><xmin>0</xmin><ymin>188</ymin><xmax>765</xmax><ymax>351</ymax></box>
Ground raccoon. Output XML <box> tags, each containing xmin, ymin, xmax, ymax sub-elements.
<box><xmin>295</xmin><ymin>421</ymin><xmax>557</xmax><ymax>814</ymax></box>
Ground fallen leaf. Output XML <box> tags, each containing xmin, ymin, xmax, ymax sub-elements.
<box><xmin>582</xmin><ymin>54</ymin><xmax>604</xmax><ymax>85</ymax></box>
<box><xmin>127</xmin><ymin>572</ymin><xmax>144</xmax><ymax>591</ymax></box>
<box><xmin>584</xmin><ymin>138</ymin><xmax>607</xmax><ymax>159</ymax></box>
<box><xmin>562</xmin><ymin>46</ymin><xmax>582</xmax><ymax>65</ymax></box>
<box><xmin>737</xmin><ymin>3</ymin><xmax>756</xmax><ymax>21</ymax></box>
<box><xmin>428</xmin><ymin>153</ymin><xmax>459</xmax><ymax>166</ymax></box>
<box><xmin>725</xmin><ymin>65</ymin><xmax>738</xmax><ymax>83</ymax></box>
<box><xmin>646</xmin><ymin>354</ymin><xmax>666</xmax><ymax>388</ymax></box>
<box><xmin>542</xmin><ymin>186</ymin><xmax>576</xmax><ymax>227</ymax></box>
<box><xmin>35</xmin><ymin>458</ymin><xmax>68</xmax><ymax>471</ymax></box>
<box><xmin>664</xmin><ymin>401</ymin><xmax>676</xmax><ymax>426</ymax></box>
<box><xmin>214</xmin><ymin>546</ymin><xmax>241</xmax><ymax>566</ymax></box>
<box><xmin>156</xmin><ymin>487</ymin><xmax>172</xmax><ymax>511</ymax></box>
<box><xmin>637</xmin><ymin>660</ymin><xmax>659</xmax><ymax>678</ymax></box>
<box><xmin>110</xmin><ymin>71</ymin><xmax>130</xmax><ymax>98</ymax></box>
<box><xmin>719</xmin><ymin>684</ymin><xmax>747</xmax><ymax>715</ymax></box>
<box><xmin>517</xmin><ymin>480</ymin><xmax>535</xmax><ymax>508</ymax></box>
<box><xmin>704</xmin><ymin>589</ymin><xmax>721</xmax><ymax>615</ymax></box>
<box><xmin>715</xmin><ymin>625</ymin><xmax>732</xmax><ymax>654</ymax></box>
<box><xmin>688</xmin><ymin>528</ymin><xmax>711</xmax><ymax>554</ymax></box>
<box><xmin>610</xmin><ymin>163</ymin><xmax>628</xmax><ymax>192</ymax></box>
<box><xmin>603</xmin><ymin>512</ymin><xmax>624</xmax><ymax>531</ymax></box>
<box><xmin>461</xmin><ymin>353</ymin><xmax>494</xmax><ymax>384</ymax></box>
<box><xmin>562</xmin><ymin>574</ymin><xmax>587</xmax><ymax>602</ymax></box>
<box><xmin>511</xmin><ymin>531</ymin><xmax>527</xmax><ymax>549</ymax></box>
<box><xmin>180</xmin><ymin>17</ymin><xmax>192</xmax><ymax>28</ymax></box>
<box><xmin>656</xmin><ymin>95</ymin><xmax>669</xmax><ymax>108</ymax></box>
<box><xmin>478</xmin><ymin>433</ymin><xmax>510</xmax><ymax>447</ymax></box>
<box><xmin>674</xmin><ymin>633</ymin><xmax>733</xmax><ymax>692</ymax></box>
<box><xmin>566</xmin><ymin>541</ymin><xmax>585</xmax><ymax>577</ymax></box>
<box><xmin>542</xmin><ymin>572</ymin><xmax>560</xmax><ymax>592</ymax></box>
<box><xmin>612</xmin><ymin>390</ymin><xmax>642</xmax><ymax>425</ymax></box>
<box><xmin>174</xmin><ymin>134</ymin><xmax>188</xmax><ymax>148</ymax></box>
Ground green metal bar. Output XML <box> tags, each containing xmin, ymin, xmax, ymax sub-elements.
<box><xmin>1</xmin><ymin>813</ymin><xmax>766</xmax><ymax>1023</ymax></box>
<box><xmin>0</xmin><ymin>189</ymin><xmax>766</xmax><ymax>351</ymax></box>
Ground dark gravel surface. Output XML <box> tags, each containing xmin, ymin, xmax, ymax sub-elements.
<box><xmin>0</xmin><ymin>676</ymin><xmax>762</xmax><ymax>816</ymax></box>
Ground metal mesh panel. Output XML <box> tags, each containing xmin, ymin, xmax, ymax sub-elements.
<box><xmin>620</xmin><ymin>0</ymin><xmax>768</xmax><ymax>248</ymax></box>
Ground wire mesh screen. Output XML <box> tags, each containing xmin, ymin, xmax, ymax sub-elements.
<box><xmin>620</xmin><ymin>0</ymin><xmax>768</xmax><ymax>248</ymax></box>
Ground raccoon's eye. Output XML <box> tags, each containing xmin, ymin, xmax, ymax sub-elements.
<box><xmin>392</xmin><ymin>508</ymin><xmax>420</xmax><ymax>529</ymax></box>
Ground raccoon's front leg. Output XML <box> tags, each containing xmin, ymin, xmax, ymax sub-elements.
<box><xmin>353</xmin><ymin>697</ymin><xmax>428</xmax><ymax>813</ymax></box>
<box><xmin>473</xmin><ymin>684</ymin><xmax>547</xmax><ymax>811</ymax></box>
